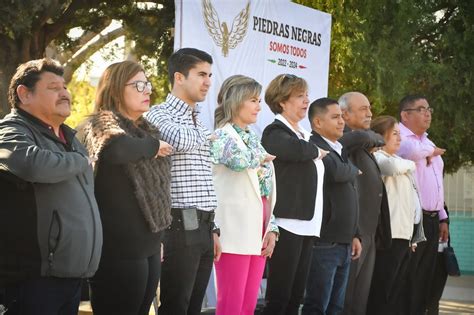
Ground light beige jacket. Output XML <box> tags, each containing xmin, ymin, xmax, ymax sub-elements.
<box><xmin>212</xmin><ymin>123</ymin><xmax>277</xmax><ymax>255</ymax></box>
<box><xmin>375</xmin><ymin>150</ymin><xmax>421</xmax><ymax>241</ymax></box>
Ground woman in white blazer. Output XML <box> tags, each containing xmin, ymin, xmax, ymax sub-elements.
<box><xmin>210</xmin><ymin>75</ymin><xmax>278</xmax><ymax>315</ymax></box>
<box><xmin>367</xmin><ymin>115</ymin><xmax>425</xmax><ymax>315</ymax></box>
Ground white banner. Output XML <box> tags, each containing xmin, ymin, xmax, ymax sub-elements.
<box><xmin>174</xmin><ymin>0</ymin><xmax>332</xmax><ymax>133</ymax></box>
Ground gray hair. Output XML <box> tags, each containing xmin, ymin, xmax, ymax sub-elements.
<box><xmin>338</xmin><ymin>91</ymin><xmax>366</xmax><ymax>112</ymax></box>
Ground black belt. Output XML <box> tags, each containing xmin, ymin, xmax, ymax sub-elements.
<box><xmin>171</xmin><ymin>208</ymin><xmax>215</xmax><ymax>223</ymax></box>
<box><xmin>422</xmin><ymin>210</ymin><xmax>439</xmax><ymax>218</ymax></box>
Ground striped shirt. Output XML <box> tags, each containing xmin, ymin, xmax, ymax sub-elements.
<box><xmin>145</xmin><ymin>94</ymin><xmax>217</xmax><ymax>211</ymax></box>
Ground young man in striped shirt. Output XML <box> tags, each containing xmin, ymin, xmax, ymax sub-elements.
<box><xmin>146</xmin><ymin>48</ymin><xmax>221</xmax><ymax>315</ymax></box>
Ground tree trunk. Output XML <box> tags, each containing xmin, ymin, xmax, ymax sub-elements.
<box><xmin>0</xmin><ymin>45</ymin><xmax>20</xmax><ymax>118</ymax></box>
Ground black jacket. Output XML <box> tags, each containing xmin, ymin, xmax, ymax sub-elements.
<box><xmin>78</xmin><ymin>112</ymin><xmax>171</xmax><ymax>260</ymax></box>
<box><xmin>339</xmin><ymin>127</ymin><xmax>392</xmax><ymax>249</ymax></box>
<box><xmin>310</xmin><ymin>132</ymin><xmax>359</xmax><ymax>244</ymax></box>
<box><xmin>261</xmin><ymin>119</ymin><xmax>320</xmax><ymax>220</ymax></box>
<box><xmin>0</xmin><ymin>109</ymin><xmax>102</xmax><ymax>285</ymax></box>
<box><xmin>93</xmin><ymin>136</ymin><xmax>163</xmax><ymax>259</ymax></box>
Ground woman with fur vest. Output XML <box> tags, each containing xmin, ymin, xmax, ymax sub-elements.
<box><xmin>78</xmin><ymin>61</ymin><xmax>173</xmax><ymax>315</ymax></box>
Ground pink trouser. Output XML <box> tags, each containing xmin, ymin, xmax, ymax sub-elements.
<box><xmin>215</xmin><ymin>253</ymin><xmax>266</xmax><ymax>315</ymax></box>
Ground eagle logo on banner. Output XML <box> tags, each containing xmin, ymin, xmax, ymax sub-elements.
<box><xmin>202</xmin><ymin>0</ymin><xmax>250</xmax><ymax>57</ymax></box>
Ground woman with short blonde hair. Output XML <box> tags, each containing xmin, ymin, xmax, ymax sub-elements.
<box><xmin>211</xmin><ymin>74</ymin><xmax>278</xmax><ymax>315</ymax></box>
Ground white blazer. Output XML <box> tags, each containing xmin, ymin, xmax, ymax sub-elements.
<box><xmin>374</xmin><ymin>150</ymin><xmax>421</xmax><ymax>240</ymax></box>
<box><xmin>212</xmin><ymin>123</ymin><xmax>277</xmax><ymax>255</ymax></box>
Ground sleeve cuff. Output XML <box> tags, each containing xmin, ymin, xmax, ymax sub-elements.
<box><xmin>438</xmin><ymin>208</ymin><xmax>448</xmax><ymax>221</ymax></box>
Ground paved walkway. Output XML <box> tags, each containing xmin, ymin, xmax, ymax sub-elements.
<box><xmin>439</xmin><ymin>275</ymin><xmax>474</xmax><ymax>314</ymax></box>
<box><xmin>79</xmin><ymin>275</ymin><xmax>474</xmax><ymax>314</ymax></box>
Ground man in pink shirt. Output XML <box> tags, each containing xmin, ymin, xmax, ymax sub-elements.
<box><xmin>397</xmin><ymin>94</ymin><xmax>449</xmax><ymax>315</ymax></box>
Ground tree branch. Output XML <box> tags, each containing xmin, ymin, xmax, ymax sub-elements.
<box><xmin>63</xmin><ymin>26</ymin><xmax>126</xmax><ymax>82</ymax></box>
<box><xmin>43</xmin><ymin>0</ymin><xmax>103</xmax><ymax>44</ymax></box>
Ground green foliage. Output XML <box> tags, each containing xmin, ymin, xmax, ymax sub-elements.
<box><xmin>65</xmin><ymin>77</ymin><xmax>95</xmax><ymax>128</ymax></box>
<box><xmin>294</xmin><ymin>0</ymin><xmax>474</xmax><ymax>172</ymax></box>
<box><xmin>0</xmin><ymin>0</ymin><xmax>175</xmax><ymax>115</ymax></box>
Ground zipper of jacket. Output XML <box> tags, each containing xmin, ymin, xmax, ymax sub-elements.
<box><xmin>73</xmin><ymin>144</ymin><xmax>96</xmax><ymax>275</ymax></box>
<box><xmin>77</xmin><ymin>175</ymin><xmax>97</xmax><ymax>275</ymax></box>
<box><xmin>72</xmin><ymin>143</ymin><xmax>97</xmax><ymax>274</ymax></box>
<box><xmin>47</xmin><ymin>210</ymin><xmax>62</xmax><ymax>276</ymax></box>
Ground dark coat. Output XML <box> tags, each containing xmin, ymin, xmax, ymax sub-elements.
<box><xmin>79</xmin><ymin>111</ymin><xmax>171</xmax><ymax>260</ymax></box>
<box><xmin>261</xmin><ymin>119</ymin><xmax>320</xmax><ymax>220</ymax></box>
<box><xmin>0</xmin><ymin>109</ymin><xmax>102</xmax><ymax>285</ymax></box>
<box><xmin>310</xmin><ymin>132</ymin><xmax>360</xmax><ymax>244</ymax></box>
<box><xmin>339</xmin><ymin>127</ymin><xmax>392</xmax><ymax>249</ymax></box>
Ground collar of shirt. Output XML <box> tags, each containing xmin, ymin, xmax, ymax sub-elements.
<box><xmin>15</xmin><ymin>108</ymin><xmax>67</xmax><ymax>144</ymax></box>
<box><xmin>275</xmin><ymin>114</ymin><xmax>311</xmax><ymax>140</ymax></box>
<box><xmin>399</xmin><ymin>122</ymin><xmax>428</xmax><ymax>140</ymax></box>
<box><xmin>165</xmin><ymin>93</ymin><xmax>200</xmax><ymax>116</ymax></box>
<box><xmin>321</xmin><ymin>135</ymin><xmax>343</xmax><ymax>156</ymax></box>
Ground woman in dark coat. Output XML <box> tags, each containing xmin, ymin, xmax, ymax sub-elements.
<box><xmin>79</xmin><ymin>61</ymin><xmax>173</xmax><ymax>315</ymax></box>
<box><xmin>261</xmin><ymin>74</ymin><xmax>325</xmax><ymax>315</ymax></box>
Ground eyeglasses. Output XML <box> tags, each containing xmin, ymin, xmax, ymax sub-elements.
<box><xmin>403</xmin><ymin>107</ymin><xmax>434</xmax><ymax>114</ymax></box>
<box><xmin>125</xmin><ymin>81</ymin><xmax>153</xmax><ymax>93</ymax></box>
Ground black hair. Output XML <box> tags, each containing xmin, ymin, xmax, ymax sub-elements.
<box><xmin>8</xmin><ymin>58</ymin><xmax>64</xmax><ymax>108</ymax></box>
<box><xmin>308</xmin><ymin>97</ymin><xmax>339</xmax><ymax>124</ymax></box>
<box><xmin>399</xmin><ymin>94</ymin><xmax>427</xmax><ymax>117</ymax></box>
<box><xmin>167</xmin><ymin>48</ymin><xmax>213</xmax><ymax>86</ymax></box>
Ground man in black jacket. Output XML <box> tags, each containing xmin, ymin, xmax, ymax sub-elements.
<box><xmin>338</xmin><ymin>92</ymin><xmax>391</xmax><ymax>315</ymax></box>
<box><xmin>0</xmin><ymin>59</ymin><xmax>102</xmax><ymax>314</ymax></box>
<box><xmin>302</xmin><ymin>98</ymin><xmax>361</xmax><ymax>315</ymax></box>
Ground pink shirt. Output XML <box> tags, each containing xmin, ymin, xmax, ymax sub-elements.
<box><xmin>397</xmin><ymin>123</ymin><xmax>447</xmax><ymax>220</ymax></box>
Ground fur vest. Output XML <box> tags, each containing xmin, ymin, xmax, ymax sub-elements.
<box><xmin>79</xmin><ymin>110</ymin><xmax>172</xmax><ymax>232</ymax></box>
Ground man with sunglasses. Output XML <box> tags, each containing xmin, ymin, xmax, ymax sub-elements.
<box><xmin>398</xmin><ymin>94</ymin><xmax>448</xmax><ymax>315</ymax></box>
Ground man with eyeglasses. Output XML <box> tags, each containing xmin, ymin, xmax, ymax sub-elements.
<box><xmin>397</xmin><ymin>94</ymin><xmax>448</xmax><ymax>315</ymax></box>
<box><xmin>338</xmin><ymin>91</ymin><xmax>392</xmax><ymax>315</ymax></box>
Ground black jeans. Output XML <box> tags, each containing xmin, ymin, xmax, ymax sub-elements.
<box><xmin>89</xmin><ymin>252</ymin><xmax>161</xmax><ymax>315</ymax></box>
<box><xmin>158</xmin><ymin>216</ymin><xmax>214</xmax><ymax>315</ymax></box>
<box><xmin>263</xmin><ymin>227</ymin><xmax>314</xmax><ymax>315</ymax></box>
<box><xmin>3</xmin><ymin>277</ymin><xmax>81</xmax><ymax>315</ymax></box>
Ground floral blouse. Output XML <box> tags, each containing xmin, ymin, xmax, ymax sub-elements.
<box><xmin>210</xmin><ymin>124</ymin><xmax>278</xmax><ymax>234</ymax></box>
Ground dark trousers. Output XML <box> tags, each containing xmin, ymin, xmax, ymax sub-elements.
<box><xmin>403</xmin><ymin>214</ymin><xmax>439</xmax><ymax>315</ymax></box>
<box><xmin>426</xmin><ymin>252</ymin><xmax>448</xmax><ymax>315</ymax></box>
<box><xmin>367</xmin><ymin>239</ymin><xmax>411</xmax><ymax>315</ymax></box>
<box><xmin>3</xmin><ymin>277</ymin><xmax>81</xmax><ymax>315</ymax></box>
<box><xmin>302</xmin><ymin>241</ymin><xmax>352</xmax><ymax>315</ymax></box>
<box><xmin>262</xmin><ymin>227</ymin><xmax>314</xmax><ymax>315</ymax></box>
<box><xmin>158</xmin><ymin>219</ymin><xmax>214</xmax><ymax>315</ymax></box>
<box><xmin>89</xmin><ymin>252</ymin><xmax>161</xmax><ymax>315</ymax></box>
<box><xmin>343</xmin><ymin>234</ymin><xmax>376</xmax><ymax>315</ymax></box>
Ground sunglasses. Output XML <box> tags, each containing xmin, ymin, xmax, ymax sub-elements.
<box><xmin>279</xmin><ymin>73</ymin><xmax>298</xmax><ymax>85</ymax></box>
